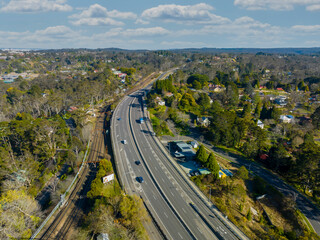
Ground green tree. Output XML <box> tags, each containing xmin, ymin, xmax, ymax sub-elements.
<box><xmin>247</xmin><ymin>208</ymin><xmax>252</xmax><ymax>221</ymax></box>
<box><xmin>311</xmin><ymin>106</ymin><xmax>320</xmax><ymax>129</ymax></box>
<box><xmin>195</xmin><ymin>145</ymin><xmax>208</xmax><ymax>165</ymax></box>
<box><xmin>236</xmin><ymin>166</ymin><xmax>249</xmax><ymax>180</ymax></box>
<box><xmin>206</xmin><ymin>153</ymin><xmax>220</xmax><ymax>179</ymax></box>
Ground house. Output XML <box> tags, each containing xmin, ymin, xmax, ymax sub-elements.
<box><xmin>280</xmin><ymin>115</ymin><xmax>294</xmax><ymax>123</ymax></box>
<box><xmin>257</xmin><ymin>120</ymin><xmax>264</xmax><ymax>129</ymax></box>
<box><xmin>259</xmin><ymin>154</ymin><xmax>269</xmax><ymax>161</ymax></box>
<box><xmin>164</xmin><ymin>92</ymin><xmax>174</xmax><ymax>98</ymax></box>
<box><xmin>197</xmin><ymin>117</ymin><xmax>210</xmax><ymax>127</ymax></box>
<box><xmin>199</xmin><ymin>168</ymin><xmax>211</xmax><ymax>175</ymax></box>
<box><xmin>274</xmin><ymin>96</ymin><xmax>287</xmax><ymax>106</ymax></box>
<box><xmin>190</xmin><ymin>141</ymin><xmax>198</xmax><ymax>149</ymax></box>
<box><xmin>155</xmin><ymin>96</ymin><xmax>165</xmax><ymax>106</ymax></box>
<box><xmin>68</xmin><ymin>106</ymin><xmax>78</xmax><ymax>112</ymax></box>
<box><xmin>219</xmin><ymin>170</ymin><xmax>227</xmax><ymax>178</ymax></box>
<box><xmin>97</xmin><ymin>233</ymin><xmax>109</xmax><ymax>240</ymax></box>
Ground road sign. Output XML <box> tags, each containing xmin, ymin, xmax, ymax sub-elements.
<box><xmin>103</xmin><ymin>173</ymin><xmax>114</xmax><ymax>183</ymax></box>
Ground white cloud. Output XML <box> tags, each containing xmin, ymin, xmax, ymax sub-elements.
<box><xmin>175</xmin><ymin>16</ymin><xmax>286</xmax><ymax>47</ymax></box>
<box><xmin>234</xmin><ymin>0</ymin><xmax>320</xmax><ymax>11</ymax></box>
<box><xmin>161</xmin><ymin>41</ymin><xmax>207</xmax><ymax>48</ymax></box>
<box><xmin>291</xmin><ymin>24</ymin><xmax>320</xmax><ymax>32</ymax></box>
<box><xmin>95</xmin><ymin>27</ymin><xmax>170</xmax><ymax>38</ymax></box>
<box><xmin>69</xmin><ymin>4</ymin><xmax>136</xmax><ymax>26</ymax></box>
<box><xmin>141</xmin><ymin>3</ymin><xmax>230</xmax><ymax>24</ymax></box>
<box><xmin>0</xmin><ymin>0</ymin><xmax>72</xmax><ymax>13</ymax></box>
<box><xmin>306</xmin><ymin>4</ymin><xmax>320</xmax><ymax>10</ymax></box>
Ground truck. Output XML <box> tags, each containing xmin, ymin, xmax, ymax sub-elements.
<box><xmin>139</xmin><ymin>117</ymin><xmax>144</xmax><ymax>123</ymax></box>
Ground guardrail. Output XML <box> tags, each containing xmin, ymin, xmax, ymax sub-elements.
<box><xmin>128</xmin><ymin>96</ymin><xmax>195</xmax><ymax>240</ymax></box>
<box><xmin>30</xmin><ymin>140</ymin><xmax>90</xmax><ymax>240</ymax></box>
<box><xmin>142</xmin><ymin>103</ymin><xmax>248</xmax><ymax>240</ymax></box>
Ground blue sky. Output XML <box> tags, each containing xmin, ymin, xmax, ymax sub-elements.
<box><xmin>0</xmin><ymin>0</ymin><xmax>319</xmax><ymax>49</ymax></box>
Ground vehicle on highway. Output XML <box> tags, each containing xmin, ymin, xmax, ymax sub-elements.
<box><xmin>139</xmin><ymin>117</ymin><xmax>144</xmax><ymax>123</ymax></box>
<box><xmin>135</xmin><ymin>160</ymin><xmax>141</xmax><ymax>165</ymax></box>
<box><xmin>136</xmin><ymin>176</ymin><xmax>144</xmax><ymax>183</ymax></box>
<box><xmin>123</xmin><ymin>140</ymin><xmax>127</xmax><ymax>144</ymax></box>
<box><xmin>118</xmin><ymin>117</ymin><xmax>121</xmax><ymax>121</ymax></box>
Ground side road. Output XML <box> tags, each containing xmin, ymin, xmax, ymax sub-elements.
<box><xmin>160</xmin><ymin>134</ymin><xmax>320</xmax><ymax>236</ymax></box>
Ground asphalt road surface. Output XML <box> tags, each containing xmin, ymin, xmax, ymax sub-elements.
<box><xmin>112</xmin><ymin>91</ymin><xmax>248</xmax><ymax>240</ymax></box>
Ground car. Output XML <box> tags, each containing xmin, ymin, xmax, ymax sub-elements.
<box><xmin>136</xmin><ymin>176</ymin><xmax>144</xmax><ymax>183</ymax></box>
<box><xmin>151</xmin><ymin>132</ymin><xmax>156</xmax><ymax>136</ymax></box>
<box><xmin>118</xmin><ymin>117</ymin><xmax>121</xmax><ymax>121</ymax></box>
<box><xmin>123</xmin><ymin>140</ymin><xmax>127</xmax><ymax>144</ymax></box>
<box><xmin>135</xmin><ymin>160</ymin><xmax>141</xmax><ymax>165</ymax></box>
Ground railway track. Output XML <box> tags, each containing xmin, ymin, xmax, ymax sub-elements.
<box><xmin>39</xmin><ymin>109</ymin><xmax>107</xmax><ymax>240</ymax></box>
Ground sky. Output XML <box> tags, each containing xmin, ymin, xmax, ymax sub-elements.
<box><xmin>0</xmin><ymin>0</ymin><xmax>319</xmax><ymax>50</ymax></box>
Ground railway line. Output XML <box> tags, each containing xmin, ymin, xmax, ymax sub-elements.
<box><xmin>39</xmin><ymin>108</ymin><xmax>106</xmax><ymax>239</ymax></box>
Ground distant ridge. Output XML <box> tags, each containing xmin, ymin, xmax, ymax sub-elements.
<box><xmin>1</xmin><ymin>47</ymin><xmax>320</xmax><ymax>55</ymax></box>
<box><xmin>168</xmin><ymin>47</ymin><xmax>320</xmax><ymax>55</ymax></box>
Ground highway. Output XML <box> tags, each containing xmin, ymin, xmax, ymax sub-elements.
<box><xmin>112</xmin><ymin>85</ymin><xmax>248</xmax><ymax>239</ymax></box>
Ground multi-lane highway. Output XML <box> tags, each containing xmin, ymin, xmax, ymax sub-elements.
<box><xmin>111</xmin><ymin>86</ymin><xmax>248</xmax><ymax>239</ymax></box>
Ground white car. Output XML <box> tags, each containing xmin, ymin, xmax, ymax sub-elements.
<box><xmin>123</xmin><ymin>140</ymin><xmax>127</xmax><ymax>144</ymax></box>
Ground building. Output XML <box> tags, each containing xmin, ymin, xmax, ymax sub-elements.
<box><xmin>280</xmin><ymin>115</ymin><xmax>294</xmax><ymax>123</ymax></box>
<box><xmin>274</xmin><ymin>96</ymin><xmax>287</xmax><ymax>106</ymax></box>
<box><xmin>197</xmin><ymin>117</ymin><xmax>210</xmax><ymax>127</ymax></box>
<box><xmin>172</xmin><ymin>141</ymin><xmax>196</xmax><ymax>160</ymax></box>
<box><xmin>190</xmin><ymin>141</ymin><xmax>198</xmax><ymax>149</ymax></box>
<box><xmin>257</xmin><ymin>120</ymin><xmax>264</xmax><ymax>129</ymax></box>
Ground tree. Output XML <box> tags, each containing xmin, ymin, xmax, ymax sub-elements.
<box><xmin>206</xmin><ymin>153</ymin><xmax>219</xmax><ymax>179</ymax></box>
<box><xmin>195</xmin><ymin>145</ymin><xmax>208</xmax><ymax>165</ymax></box>
<box><xmin>235</xmin><ymin>166</ymin><xmax>249</xmax><ymax>180</ymax></box>
<box><xmin>246</xmin><ymin>208</ymin><xmax>252</xmax><ymax>221</ymax></box>
<box><xmin>311</xmin><ymin>106</ymin><xmax>320</xmax><ymax>129</ymax></box>
<box><xmin>0</xmin><ymin>190</ymin><xmax>41</xmax><ymax>239</ymax></box>
<box><xmin>226</xmin><ymin>82</ymin><xmax>239</xmax><ymax>107</ymax></box>
<box><xmin>244</xmin><ymin>82</ymin><xmax>253</xmax><ymax>95</ymax></box>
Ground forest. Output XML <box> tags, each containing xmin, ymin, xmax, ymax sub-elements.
<box><xmin>0</xmin><ymin>49</ymin><xmax>181</xmax><ymax>239</ymax></box>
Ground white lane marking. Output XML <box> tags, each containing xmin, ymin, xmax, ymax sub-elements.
<box><xmin>164</xmin><ymin>212</ymin><xmax>168</xmax><ymax>218</ymax></box>
<box><xmin>170</xmin><ymin>191</ymin><xmax>174</xmax><ymax>196</ymax></box>
<box><xmin>178</xmin><ymin>232</ymin><xmax>183</xmax><ymax>239</ymax></box>
<box><xmin>182</xmin><ymin>207</ymin><xmax>186</xmax><ymax>213</ymax></box>
<box><xmin>153</xmin><ymin>195</ymin><xmax>156</xmax><ymax>200</ymax></box>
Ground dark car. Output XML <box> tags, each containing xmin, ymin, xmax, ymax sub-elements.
<box><xmin>135</xmin><ymin>160</ymin><xmax>141</xmax><ymax>165</ymax></box>
<box><xmin>136</xmin><ymin>176</ymin><xmax>144</xmax><ymax>183</ymax></box>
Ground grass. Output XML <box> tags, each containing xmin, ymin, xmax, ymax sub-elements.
<box><xmin>297</xmin><ymin>209</ymin><xmax>315</xmax><ymax>233</ymax></box>
<box><xmin>150</xmin><ymin>114</ymin><xmax>174</xmax><ymax>137</ymax></box>
<box><xmin>191</xmin><ymin>174</ymin><xmax>316</xmax><ymax>239</ymax></box>
<box><xmin>215</xmin><ymin>145</ymin><xmax>246</xmax><ymax>157</ymax></box>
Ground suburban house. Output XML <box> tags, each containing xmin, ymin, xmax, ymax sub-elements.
<box><xmin>274</xmin><ymin>96</ymin><xmax>287</xmax><ymax>106</ymax></box>
<box><xmin>164</xmin><ymin>92</ymin><xmax>174</xmax><ymax>98</ymax></box>
<box><xmin>155</xmin><ymin>96</ymin><xmax>165</xmax><ymax>106</ymax></box>
<box><xmin>197</xmin><ymin>117</ymin><xmax>210</xmax><ymax>127</ymax></box>
<box><xmin>257</xmin><ymin>120</ymin><xmax>264</xmax><ymax>129</ymax></box>
<box><xmin>280</xmin><ymin>115</ymin><xmax>294</xmax><ymax>123</ymax></box>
